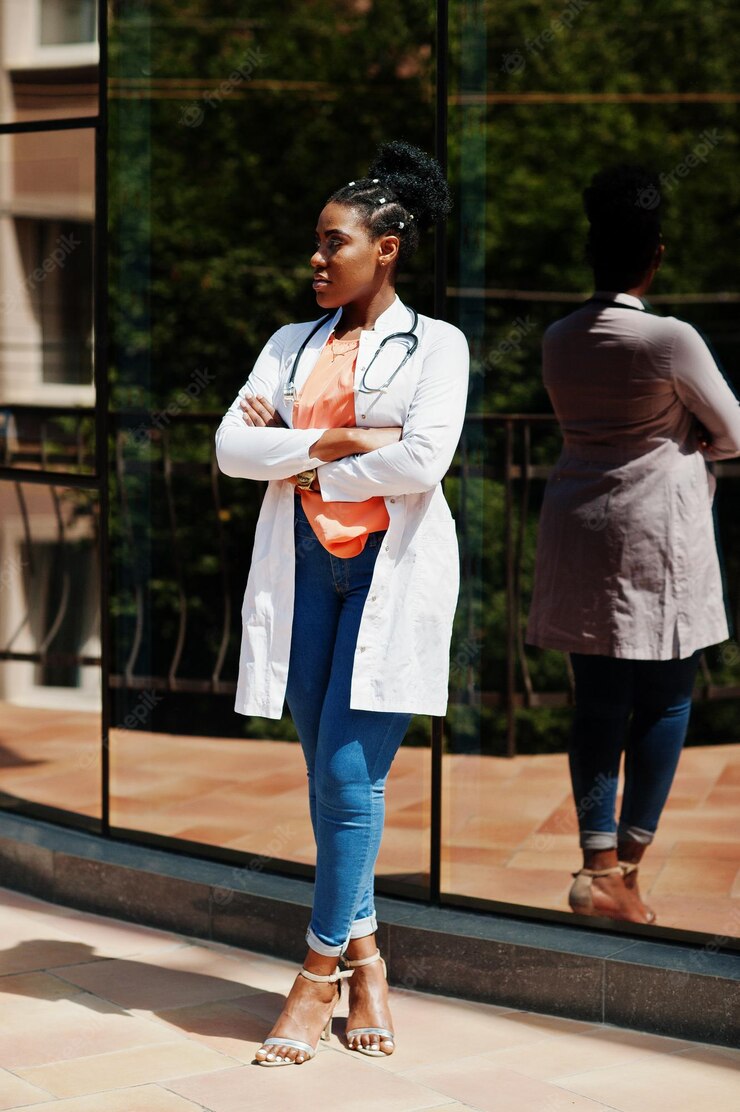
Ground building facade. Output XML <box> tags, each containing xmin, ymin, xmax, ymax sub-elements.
<box><xmin>0</xmin><ymin>0</ymin><xmax>738</xmax><ymax>951</ymax></box>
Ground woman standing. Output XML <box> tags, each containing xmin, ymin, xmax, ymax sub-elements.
<box><xmin>215</xmin><ymin>142</ymin><xmax>469</xmax><ymax>1064</ymax></box>
<box><xmin>526</xmin><ymin>164</ymin><xmax>740</xmax><ymax>926</ymax></box>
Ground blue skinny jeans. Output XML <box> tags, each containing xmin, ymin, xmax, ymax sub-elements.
<box><xmin>285</xmin><ymin>493</ymin><xmax>412</xmax><ymax>957</ymax></box>
<box><xmin>568</xmin><ymin>650</ymin><xmax>703</xmax><ymax>850</ymax></box>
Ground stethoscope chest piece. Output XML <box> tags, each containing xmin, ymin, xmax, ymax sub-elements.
<box><xmin>358</xmin><ymin>307</ymin><xmax>419</xmax><ymax>394</ymax></box>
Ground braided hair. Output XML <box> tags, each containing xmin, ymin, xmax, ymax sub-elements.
<box><xmin>583</xmin><ymin>163</ymin><xmax>663</xmax><ymax>289</ymax></box>
<box><xmin>327</xmin><ymin>140</ymin><xmax>452</xmax><ymax>269</ymax></box>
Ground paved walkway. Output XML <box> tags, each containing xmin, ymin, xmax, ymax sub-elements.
<box><xmin>0</xmin><ymin>885</ymin><xmax>737</xmax><ymax>1112</ymax></box>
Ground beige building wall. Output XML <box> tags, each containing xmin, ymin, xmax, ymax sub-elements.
<box><xmin>0</xmin><ymin>1</ymin><xmax>99</xmax><ymax>710</ymax></box>
<box><xmin>0</xmin><ymin>0</ymin><xmax>97</xmax><ymax>407</ymax></box>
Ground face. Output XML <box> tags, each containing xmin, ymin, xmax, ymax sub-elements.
<box><xmin>310</xmin><ymin>201</ymin><xmax>398</xmax><ymax>308</ymax></box>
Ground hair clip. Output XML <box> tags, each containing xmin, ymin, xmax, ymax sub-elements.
<box><xmin>378</xmin><ymin>197</ymin><xmax>386</xmax><ymax>204</ymax></box>
<box><xmin>372</xmin><ymin>178</ymin><xmax>379</xmax><ymax>183</ymax></box>
<box><xmin>398</xmin><ymin>221</ymin><xmax>405</xmax><ymax>229</ymax></box>
<box><xmin>348</xmin><ymin>180</ymin><xmax>355</xmax><ymax>186</ymax></box>
<box><xmin>408</xmin><ymin>213</ymin><xmax>414</xmax><ymax>220</ymax></box>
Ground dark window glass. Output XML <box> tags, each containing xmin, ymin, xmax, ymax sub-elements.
<box><xmin>443</xmin><ymin>0</ymin><xmax>740</xmax><ymax>938</ymax></box>
<box><xmin>107</xmin><ymin>0</ymin><xmax>437</xmax><ymax>897</ymax></box>
<box><xmin>40</xmin><ymin>0</ymin><xmax>97</xmax><ymax>46</ymax></box>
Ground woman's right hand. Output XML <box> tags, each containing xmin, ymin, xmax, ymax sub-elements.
<box><xmin>239</xmin><ymin>394</ymin><xmax>287</xmax><ymax>428</ymax></box>
<box><xmin>355</xmin><ymin>426</ymin><xmax>404</xmax><ymax>453</ymax></box>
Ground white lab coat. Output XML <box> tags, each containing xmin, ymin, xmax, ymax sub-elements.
<box><xmin>215</xmin><ymin>295</ymin><xmax>470</xmax><ymax>718</ymax></box>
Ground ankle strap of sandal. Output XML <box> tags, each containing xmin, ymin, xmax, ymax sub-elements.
<box><xmin>618</xmin><ymin>861</ymin><xmax>639</xmax><ymax>875</ymax></box>
<box><xmin>573</xmin><ymin>865</ymin><xmax>625</xmax><ymax>878</ymax></box>
<box><xmin>300</xmin><ymin>965</ymin><xmax>354</xmax><ymax>983</ymax></box>
<box><xmin>342</xmin><ymin>948</ymin><xmax>383</xmax><ymax>970</ymax></box>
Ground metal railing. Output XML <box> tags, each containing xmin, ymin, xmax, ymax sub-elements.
<box><xmin>473</xmin><ymin>414</ymin><xmax>740</xmax><ymax>755</ymax></box>
<box><xmin>1</xmin><ymin>403</ymin><xmax>739</xmax><ymax>754</ymax></box>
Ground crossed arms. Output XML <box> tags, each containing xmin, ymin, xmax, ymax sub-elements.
<box><xmin>214</xmin><ymin>322</ymin><xmax>470</xmax><ymax>497</ymax></box>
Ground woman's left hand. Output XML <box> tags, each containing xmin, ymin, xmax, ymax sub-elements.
<box><xmin>240</xmin><ymin>394</ymin><xmax>287</xmax><ymax>428</ymax></box>
<box><xmin>239</xmin><ymin>395</ymin><xmax>319</xmax><ymax>488</ymax></box>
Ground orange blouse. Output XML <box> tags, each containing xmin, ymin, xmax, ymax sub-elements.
<box><xmin>292</xmin><ymin>331</ymin><xmax>390</xmax><ymax>557</ymax></box>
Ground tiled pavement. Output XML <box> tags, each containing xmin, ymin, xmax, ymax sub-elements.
<box><xmin>1</xmin><ymin>700</ymin><xmax>739</xmax><ymax>937</ymax></box>
<box><xmin>0</xmin><ymin>885</ymin><xmax>738</xmax><ymax>1112</ymax></box>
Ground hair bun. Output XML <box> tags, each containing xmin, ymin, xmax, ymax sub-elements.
<box><xmin>367</xmin><ymin>141</ymin><xmax>452</xmax><ymax>230</ymax></box>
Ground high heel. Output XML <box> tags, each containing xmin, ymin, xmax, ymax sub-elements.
<box><xmin>568</xmin><ymin>864</ymin><xmax>626</xmax><ymax>916</ymax></box>
<box><xmin>568</xmin><ymin>864</ymin><xmax>655</xmax><ymax>924</ymax></box>
<box><xmin>618</xmin><ymin>860</ymin><xmax>656</xmax><ymax>923</ymax></box>
<box><xmin>343</xmin><ymin>949</ymin><xmax>395</xmax><ymax>1057</ymax></box>
<box><xmin>256</xmin><ymin>964</ymin><xmax>354</xmax><ymax>1066</ymax></box>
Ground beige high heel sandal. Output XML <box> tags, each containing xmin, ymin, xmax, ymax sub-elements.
<box><xmin>568</xmin><ymin>864</ymin><xmax>626</xmax><ymax>916</ymax></box>
<box><xmin>568</xmin><ymin>863</ymin><xmax>656</xmax><ymax>923</ymax></box>
<box><xmin>256</xmin><ymin>964</ymin><xmax>354</xmax><ymax>1066</ymax></box>
<box><xmin>342</xmin><ymin>949</ymin><xmax>395</xmax><ymax>1056</ymax></box>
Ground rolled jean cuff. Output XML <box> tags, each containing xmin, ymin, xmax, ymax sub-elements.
<box><xmin>305</xmin><ymin>926</ymin><xmax>345</xmax><ymax>958</ymax></box>
<box><xmin>617</xmin><ymin>823</ymin><xmax>655</xmax><ymax>845</ymax></box>
<box><xmin>348</xmin><ymin>913</ymin><xmax>377</xmax><ymax>940</ymax></box>
<box><xmin>580</xmin><ymin>829</ymin><xmax>618</xmax><ymax>850</ymax></box>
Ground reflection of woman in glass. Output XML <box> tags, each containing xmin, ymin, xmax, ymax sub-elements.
<box><xmin>526</xmin><ymin>165</ymin><xmax>740</xmax><ymax>925</ymax></box>
<box><xmin>215</xmin><ymin>142</ymin><xmax>469</xmax><ymax>1064</ymax></box>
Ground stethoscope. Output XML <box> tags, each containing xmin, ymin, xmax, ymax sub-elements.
<box><xmin>282</xmin><ymin>304</ymin><xmax>419</xmax><ymax>403</ymax></box>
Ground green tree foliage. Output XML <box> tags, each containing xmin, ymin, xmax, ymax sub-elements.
<box><xmin>445</xmin><ymin>0</ymin><xmax>740</xmax><ymax>752</ymax></box>
<box><xmin>107</xmin><ymin>0</ymin><xmax>740</xmax><ymax>750</ymax></box>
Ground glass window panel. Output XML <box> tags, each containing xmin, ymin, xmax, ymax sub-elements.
<box><xmin>107</xmin><ymin>0</ymin><xmax>436</xmax><ymax>894</ymax></box>
<box><xmin>109</xmin><ymin>716</ymin><xmax>429</xmax><ymax>884</ymax></box>
<box><xmin>40</xmin><ymin>0</ymin><xmax>97</xmax><ymax>46</ymax></box>
<box><xmin>0</xmin><ymin>128</ymin><xmax>95</xmax><ymax>417</ymax></box>
<box><xmin>443</xmin><ymin>0</ymin><xmax>740</xmax><ymax>939</ymax></box>
<box><xmin>0</xmin><ymin>1</ymin><xmax>99</xmax><ymax>123</ymax></box>
<box><xmin>0</xmin><ymin>406</ymin><xmax>95</xmax><ymax>474</ymax></box>
<box><xmin>0</xmin><ymin>480</ymin><xmax>101</xmax><ymax>820</ymax></box>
